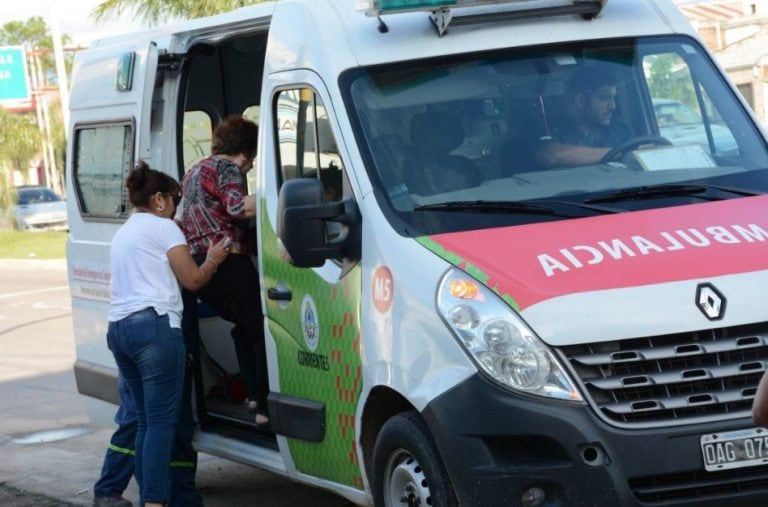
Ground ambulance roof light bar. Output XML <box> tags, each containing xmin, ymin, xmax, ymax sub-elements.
<box><xmin>356</xmin><ymin>0</ymin><xmax>608</xmax><ymax>37</ymax></box>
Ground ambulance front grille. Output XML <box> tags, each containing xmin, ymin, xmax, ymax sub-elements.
<box><xmin>558</xmin><ymin>323</ymin><xmax>768</xmax><ymax>427</ymax></box>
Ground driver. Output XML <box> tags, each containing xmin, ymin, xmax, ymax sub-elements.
<box><xmin>536</xmin><ymin>64</ymin><xmax>631</xmax><ymax>167</ymax></box>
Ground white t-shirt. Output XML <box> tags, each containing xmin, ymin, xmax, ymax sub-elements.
<box><xmin>108</xmin><ymin>212</ymin><xmax>189</xmax><ymax>328</ymax></box>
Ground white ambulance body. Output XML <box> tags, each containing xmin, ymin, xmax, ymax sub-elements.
<box><xmin>66</xmin><ymin>0</ymin><xmax>768</xmax><ymax>505</ymax></box>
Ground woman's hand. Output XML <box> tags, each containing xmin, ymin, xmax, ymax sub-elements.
<box><xmin>206</xmin><ymin>236</ymin><xmax>231</xmax><ymax>267</ymax></box>
<box><xmin>168</xmin><ymin>237</ymin><xmax>230</xmax><ymax>291</ymax></box>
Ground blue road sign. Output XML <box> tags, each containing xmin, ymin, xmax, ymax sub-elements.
<box><xmin>0</xmin><ymin>46</ymin><xmax>31</xmax><ymax>103</ymax></box>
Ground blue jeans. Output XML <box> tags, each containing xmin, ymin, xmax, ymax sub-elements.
<box><xmin>93</xmin><ymin>377</ymin><xmax>203</xmax><ymax>506</ymax></box>
<box><xmin>107</xmin><ymin>309</ymin><xmax>185</xmax><ymax>504</ymax></box>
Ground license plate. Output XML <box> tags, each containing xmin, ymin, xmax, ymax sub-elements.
<box><xmin>700</xmin><ymin>427</ymin><xmax>768</xmax><ymax>471</ymax></box>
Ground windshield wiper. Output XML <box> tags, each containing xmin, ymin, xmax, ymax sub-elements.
<box><xmin>583</xmin><ymin>184</ymin><xmax>762</xmax><ymax>205</ymax></box>
<box><xmin>413</xmin><ymin>200</ymin><xmax>609</xmax><ymax>218</ymax></box>
<box><xmin>414</xmin><ymin>200</ymin><xmax>557</xmax><ymax>214</ymax></box>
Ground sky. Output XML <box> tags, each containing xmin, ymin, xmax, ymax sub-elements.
<box><xmin>0</xmin><ymin>0</ymin><xmax>151</xmax><ymax>47</ymax></box>
<box><xmin>0</xmin><ymin>0</ymin><xmax>721</xmax><ymax>48</ymax></box>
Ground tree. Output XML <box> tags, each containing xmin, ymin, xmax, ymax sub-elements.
<box><xmin>0</xmin><ymin>17</ymin><xmax>69</xmax><ymax>207</ymax></box>
<box><xmin>92</xmin><ymin>0</ymin><xmax>270</xmax><ymax>25</ymax></box>
<box><xmin>0</xmin><ymin>108</ymin><xmax>40</xmax><ymax>220</ymax></box>
<box><xmin>646</xmin><ymin>53</ymin><xmax>696</xmax><ymax>107</ymax></box>
<box><xmin>0</xmin><ymin>17</ymin><xmax>73</xmax><ymax>88</ymax></box>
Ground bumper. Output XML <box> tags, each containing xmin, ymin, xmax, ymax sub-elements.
<box><xmin>17</xmin><ymin>218</ymin><xmax>68</xmax><ymax>231</ymax></box>
<box><xmin>422</xmin><ymin>374</ymin><xmax>768</xmax><ymax>506</ymax></box>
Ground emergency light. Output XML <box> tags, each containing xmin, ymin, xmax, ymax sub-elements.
<box><xmin>357</xmin><ymin>0</ymin><xmax>607</xmax><ymax>36</ymax></box>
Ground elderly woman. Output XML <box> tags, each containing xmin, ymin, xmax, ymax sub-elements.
<box><xmin>181</xmin><ymin>114</ymin><xmax>269</xmax><ymax>426</ymax></box>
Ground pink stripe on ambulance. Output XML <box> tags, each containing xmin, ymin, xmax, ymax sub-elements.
<box><xmin>429</xmin><ymin>195</ymin><xmax>768</xmax><ymax>310</ymax></box>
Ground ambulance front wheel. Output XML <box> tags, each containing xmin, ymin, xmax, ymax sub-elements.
<box><xmin>372</xmin><ymin>410</ymin><xmax>458</xmax><ymax>507</ymax></box>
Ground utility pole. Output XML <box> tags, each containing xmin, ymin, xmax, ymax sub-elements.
<box><xmin>48</xmin><ymin>1</ymin><xmax>70</xmax><ymax>137</ymax></box>
<box><xmin>29</xmin><ymin>49</ymin><xmax>61</xmax><ymax>196</ymax></box>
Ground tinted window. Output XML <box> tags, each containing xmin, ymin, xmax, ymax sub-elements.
<box><xmin>275</xmin><ymin>88</ymin><xmax>345</xmax><ymax>202</ymax></box>
<box><xmin>342</xmin><ymin>36</ymin><xmax>768</xmax><ymax>235</ymax></box>
<box><xmin>73</xmin><ymin>122</ymin><xmax>134</xmax><ymax>219</ymax></box>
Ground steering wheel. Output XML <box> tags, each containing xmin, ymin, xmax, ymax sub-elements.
<box><xmin>600</xmin><ymin>135</ymin><xmax>672</xmax><ymax>164</ymax></box>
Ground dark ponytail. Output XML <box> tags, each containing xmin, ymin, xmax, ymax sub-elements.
<box><xmin>125</xmin><ymin>161</ymin><xmax>180</xmax><ymax>208</ymax></box>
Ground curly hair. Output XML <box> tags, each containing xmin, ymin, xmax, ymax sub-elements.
<box><xmin>211</xmin><ymin>115</ymin><xmax>258</xmax><ymax>158</ymax></box>
<box><xmin>569</xmin><ymin>63</ymin><xmax>620</xmax><ymax>95</ymax></box>
<box><xmin>125</xmin><ymin>160</ymin><xmax>180</xmax><ymax>208</ymax></box>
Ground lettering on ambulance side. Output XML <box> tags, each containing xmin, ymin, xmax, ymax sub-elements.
<box><xmin>422</xmin><ymin>197</ymin><xmax>768</xmax><ymax>310</ymax></box>
<box><xmin>538</xmin><ymin>224</ymin><xmax>768</xmax><ymax>277</ymax></box>
<box><xmin>372</xmin><ymin>266</ymin><xmax>395</xmax><ymax>341</ymax></box>
<box><xmin>69</xmin><ymin>263</ymin><xmax>112</xmax><ymax>302</ymax></box>
<box><xmin>298</xmin><ymin>294</ymin><xmax>330</xmax><ymax>371</ymax></box>
<box><xmin>372</xmin><ymin>266</ymin><xmax>394</xmax><ymax>314</ymax></box>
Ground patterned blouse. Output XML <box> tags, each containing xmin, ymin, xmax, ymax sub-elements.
<box><xmin>181</xmin><ymin>155</ymin><xmax>250</xmax><ymax>256</ymax></box>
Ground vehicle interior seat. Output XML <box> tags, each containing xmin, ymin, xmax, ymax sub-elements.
<box><xmin>406</xmin><ymin>111</ymin><xmax>482</xmax><ymax>195</ymax></box>
<box><xmin>368</xmin><ymin>134</ymin><xmax>412</xmax><ymax>198</ymax></box>
<box><xmin>498</xmin><ymin>97</ymin><xmax>551</xmax><ymax>176</ymax></box>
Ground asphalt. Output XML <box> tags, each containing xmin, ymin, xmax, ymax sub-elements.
<box><xmin>0</xmin><ymin>483</ymin><xmax>77</xmax><ymax>506</ymax></box>
<box><xmin>0</xmin><ymin>258</ymin><xmax>353</xmax><ymax>507</ymax></box>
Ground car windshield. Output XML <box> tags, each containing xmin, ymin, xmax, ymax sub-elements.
<box><xmin>17</xmin><ymin>188</ymin><xmax>62</xmax><ymax>205</ymax></box>
<box><xmin>654</xmin><ymin>100</ymin><xmax>703</xmax><ymax>126</ymax></box>
<box><xmin>341</xmin><ymin>36</ymin><xmax>768</xmax><ymax>236</ymax></box>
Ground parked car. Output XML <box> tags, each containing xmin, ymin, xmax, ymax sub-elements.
<box><xmin>653</xmin><ymin>98</ymin><xmax>738</xmax><ymax>154</ymax></box>
<box><xmin>12</xmin><ymin>186</ymin><xmax>68</xmax><ymax>231</ymax></box>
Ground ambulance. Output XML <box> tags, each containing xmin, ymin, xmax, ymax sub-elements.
<box><xmin>66</xmin><ymin>0</ymin><xmax>768</xmax><ymax>505</ymax></box>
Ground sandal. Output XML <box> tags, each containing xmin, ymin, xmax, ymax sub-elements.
<box><xmin>255</xmin><ymin>412</ymin><xmax>270</xmax><ymax>427</ymax></box>
<box><xmin>244</xmin><ymin>399</ymin><xmax>258</xmax><ymax>414</ymax></box>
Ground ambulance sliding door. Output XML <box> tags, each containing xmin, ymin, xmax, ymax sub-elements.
<box><xmin>67</xmin><ymin>42</ymin><xmax>159</xmax><ymax>405</ymax></box>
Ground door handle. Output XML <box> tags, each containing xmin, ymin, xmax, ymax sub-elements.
<box><xmin>267</xmin><ymin>287</ymin><xmax>292</xmax><ymax>301</ymax></box>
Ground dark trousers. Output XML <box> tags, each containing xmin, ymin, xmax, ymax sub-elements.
<box><xmin>94</xmin><ymin>290</ymin><xmax>203</xmax><ymax>506</ymax></box>
<box><xmin>193</xmin><ymin>253</ymin><xmax>269</xmax><ymax>411</ymax></box>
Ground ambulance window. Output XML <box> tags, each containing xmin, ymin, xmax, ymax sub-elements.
<box><xmin>275</xmin><ymin>88</ymin><xmax>345</xmax><ymax>202</ymax></box>
<box><xmin>643</xmin><ymin>51</ymin><xmax>738</xmax><ymax>156</ymax></box>
<box><xmin>72</xmin><ymin>122</ymin><xmax>133</xmax><ymax>219</ymax></box>
<box><xmin>182</xmin><ymin>110</ymin><xmax>212</xmax><ymax>171</ymax></box>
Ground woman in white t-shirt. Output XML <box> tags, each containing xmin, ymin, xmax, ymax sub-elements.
<box><xmin>107</xmin><ymin>161</ymin><xmax>229</xmax><ymax>507</ymax></box>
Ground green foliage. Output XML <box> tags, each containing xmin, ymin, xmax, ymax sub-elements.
<box><xmin>0</xmin><ymin>169</ymin><xmax>17</xmax><ymax>223</ymax></box>
<box><xmin>0</xmin><ymin>17</ymin><xmax>69</xmax><ymax>211</ymax></box>
<box><xmin>49</xmin><ymin>100</ymin><xmax>66</xmax><ymax>180</ymax></box>
<box><xmin>0</xmin><ymin>231</ymin><xmax>67</xmax><ymax>259</ymax></box>
<box><xmin>92</xmin><ymin>0</ymin><xmax>270</xmax><ymax>25</ymax></box>
<box><xmin>0</xmin><ymin>17</ymin><xmax>51</xmax><ymax>47</ymax></box>
<box><xmin>646</xmin><ymin>53</ymin><xmax>696</xmax><ymax>107</ymax></box>
<box><xmin>0</xmin><ymin>17</ymin><xmax>73</xmax><ymax>88</ymax></box>
<box><xmin>0</xmin><ymin>108</ymin><xmax>40</xmax><ymax>177</ymax></box>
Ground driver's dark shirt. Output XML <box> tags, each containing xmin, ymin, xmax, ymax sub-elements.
<box><xmin>546</xmin><ymin>115</ymin><xmax>631</xmax><ymax>148</ymax></box>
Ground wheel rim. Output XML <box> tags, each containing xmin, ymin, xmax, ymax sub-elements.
<box><xmin>383</xmin><ymin>448</ymin><xmax>432</xmax><ymax>506</ymax></box>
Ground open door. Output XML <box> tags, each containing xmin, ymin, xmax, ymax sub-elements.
<box><xmin>67</xmin><ymin>41</ymin><xmax>160</xmax><ymax>405</ymax></box>
<box><xmin>260</xmin><ymin>77</ymin><xmax>365</xmax><ymax>490</ymax></box>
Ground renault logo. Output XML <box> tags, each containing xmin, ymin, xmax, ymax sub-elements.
<box><xmin>696</xmin><ymin>283</ymin><xmax>725</xmax><ymax>320</ymax></box>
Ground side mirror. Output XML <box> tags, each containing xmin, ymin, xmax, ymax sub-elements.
<box><xmin>277</xmin><ymin>178</ymin><xmax>360</xmax><ymax>268</ymax></box>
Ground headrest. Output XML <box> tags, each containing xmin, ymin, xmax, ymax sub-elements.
<box><xmin>410</xmin><ymin>111</ymin><xmax>465</xmax><ymax>154</ymax></box>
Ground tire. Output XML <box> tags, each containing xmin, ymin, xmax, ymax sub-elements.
<box><xmin>372</xmin><ymin>410</ymin><xmax>458</xmax><ymax>507</ymax></box>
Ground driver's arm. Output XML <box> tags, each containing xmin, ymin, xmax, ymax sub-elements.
<box><xmin>536</xmin><ymin>142</ymin><xmax>610</xmax><ymax>167</ymax></box>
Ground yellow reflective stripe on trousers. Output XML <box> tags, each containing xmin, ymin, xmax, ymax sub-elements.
<box><xmin>108</xmin><ymin>445</ymin><xmax>193</xmax><ymax>468</ymax></box>
<box><xmin>108</xmin><ymin>443</ymin><xmax>135</xmax><ymax>456</ymax></box>
<box><xmin>170</xmin><ymin>461</ymin><xmax>195</xmax><ymax>468</ymax></box>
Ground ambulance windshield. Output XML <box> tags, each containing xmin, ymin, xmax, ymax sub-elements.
<box><xmin>342</xmin><ymin>36</ymin><xmax>768</xmax><ymax>235</ymax></box>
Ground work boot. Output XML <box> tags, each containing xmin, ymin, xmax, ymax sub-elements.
<box><xmin>93</xmin><ymin>496</ymin><xmax>133</xmax><ymax>507</ymax></box>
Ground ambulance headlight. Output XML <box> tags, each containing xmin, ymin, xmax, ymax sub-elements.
<box><xmin>438</xmin><ymin>267</ymin><xmax>582</xmax><ymax>401</ymax></box>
